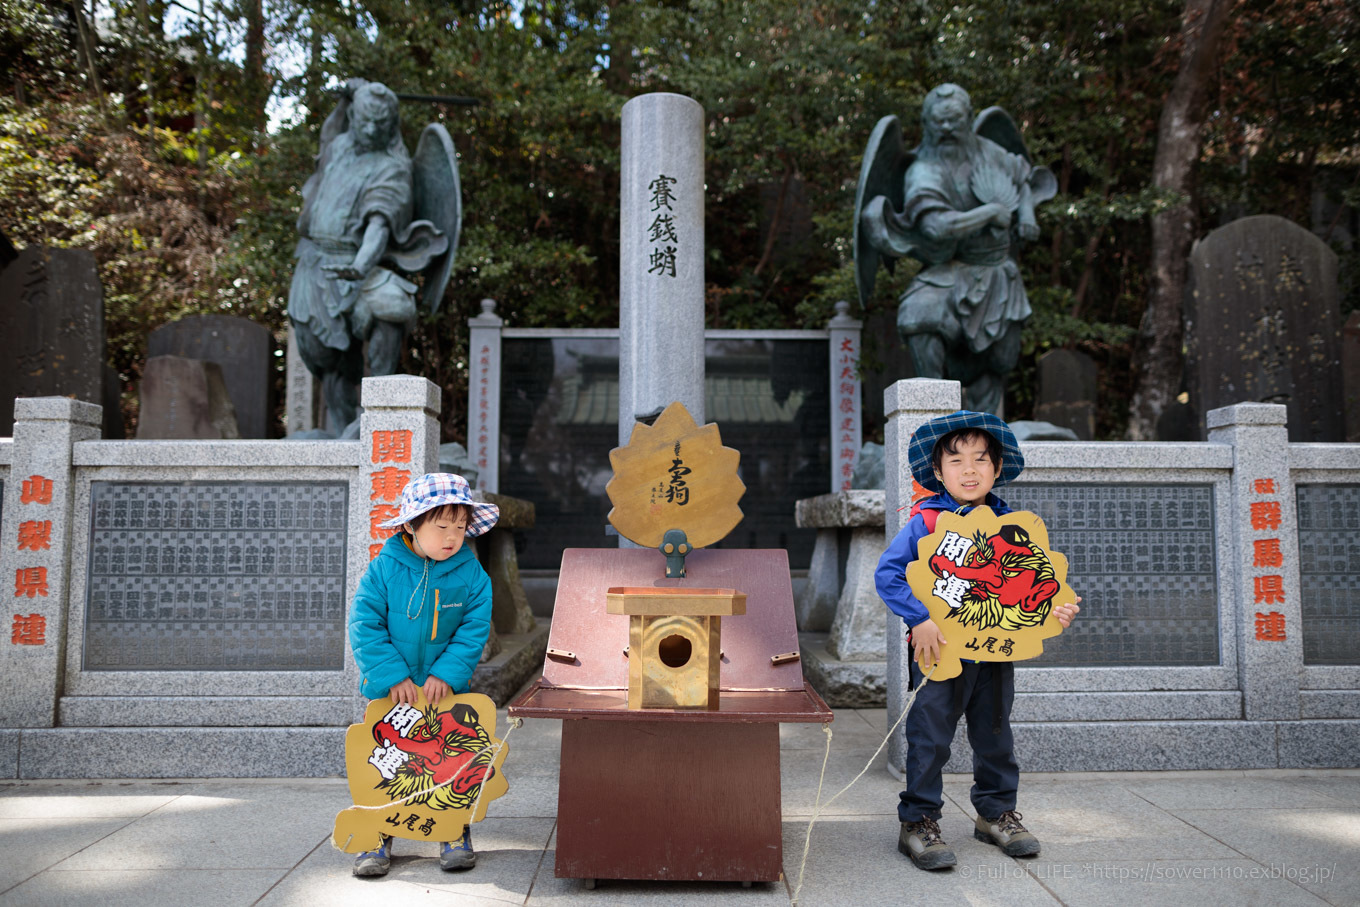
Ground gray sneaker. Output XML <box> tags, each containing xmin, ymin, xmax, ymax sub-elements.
<box><xmin>352</xmin><ymin>835</ymin><xmax>392</xmax><ymax>877</ymax></box>
<box><xmin>898</xmin><ymin>817</ymin><xmax>957</xmax><ymax>870</ymax></box>
<box><xmin>974</xmin><ymin>810</ymin><xmax>1041</xmax><ymax>856</ymax></box>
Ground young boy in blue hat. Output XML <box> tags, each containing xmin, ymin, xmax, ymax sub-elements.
<box><xmin>875</xmin><ymin>411</ymin><xmax>1080</xmax><ymax>871</ymax></box>
<box><xmin>348</xmin><ymin>473</ymin><xmax>500</xmax><ymax>877</ymax></box>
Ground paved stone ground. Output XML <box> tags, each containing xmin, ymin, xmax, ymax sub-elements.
<box><xmin>1</xmin><ymin>708</ymin><xmax>1356</xmax><ymax>906</ymax></box>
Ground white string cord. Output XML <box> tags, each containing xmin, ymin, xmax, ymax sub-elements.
<box><xmin>790</xmin><ymin>664</ymin><xmax>937</xmax><ymax>905</ymax></box>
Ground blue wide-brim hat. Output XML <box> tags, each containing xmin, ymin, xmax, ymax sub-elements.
<box><xmin>908</xmin><ymin>410</ymin><xmax>1024</xmax><ymax>494</ymax></box>
<box><xmin>377</xmin><ymin>473</ymin><xmax>499</xmax><ymax>537</ymax></box>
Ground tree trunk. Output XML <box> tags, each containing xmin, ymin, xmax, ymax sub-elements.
<box><xmin>1126</xmin><ymin>0</ymin><xmax>1233</xmax><ymax>440</ymax></box>
<box><xmin>244</xmin><ymin>0</ymin><xmax>267</xmax><ymax>132</ymax></box>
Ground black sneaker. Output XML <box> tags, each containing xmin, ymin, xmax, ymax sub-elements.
<box><xmin>974</xmin><ymin>810</ymin><xmax>1041</xmax><ymax>856</ymax></box>
<box><xmin>898</xmin><ymin>818</ymin><xmax>957</xmax><ymax>870</ymax></box>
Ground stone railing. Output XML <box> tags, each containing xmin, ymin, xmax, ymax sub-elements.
<box><xmin>0</xmin><ymin>378</ymin><xmax>546</xmax><ymax>778</ymax></box>
<box><xmin>801</xmin><ymin>378</ymin><xmax>1360</xmax><ymax>773</ymax></box>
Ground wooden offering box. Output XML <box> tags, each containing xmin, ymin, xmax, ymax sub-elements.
<box><xmin>606</xmin><ymin>586</ymin><xmax>746</xmax><ymax>709</ymax></box>
<box><xmin>510</xmin><ymin>549</ymin><xmax>831</xmax><ymax>885</ymax></box>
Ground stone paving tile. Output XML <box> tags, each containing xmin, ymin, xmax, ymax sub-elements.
<box><xmin>1028</xmin><ymin>858</ymin><xmax>1330</xmax><ymax>907</ymax></box>
<box><xmin>258</xmin><ymin>817</ymin><xmax>555</xmax><ymax>907</ymax></box>
<box><xmin>1172</xmin><ymin>808</ymin><xmax>1360</xmax><ymax>906</ymax></box>
<box><xmin>1290</xmin><ymin>774</ymin><xmax>1360</xmax><ymax>807</ymax></box>
<box><xmin>0</xmin><ymin>817</ymin><xmax>134</xmax><ymax>895</ymax></box>
<box><xmin>55</xmin><ymin>783</ymin><xmax>345</xmax><ymax>871</ymax></box>
<box><xmin>783</xmin><ymin>814</ymin><xmax>1061</xmax><ymax>907</ymax></box>
<box><xmin>1121</xmin><ymin>775</ymin><xmax>1345</xmax><ymax>811</ymax></box>
<box><xmin>0</xmin><ymin>780</ymin><xmax>182</xmax><ymax>818</ymax></box>
<box><xmin>488</xmin><ymin>763</ymin><xmax>560</xmax><ymax>820</ymax></box>
<box><xmin>940</xmin><ymin>779</ymin><xmax>1239</xmax><ymax>863</ymax></box>
<box><xmin>781</xmin><ymin>746</ymin><xmax>901</xmax><ymax>818</ymax></box>
<box><xmin>0</xmin><ymin>868</ymin><xmax>288</xmax><ymax>907</ymax></box>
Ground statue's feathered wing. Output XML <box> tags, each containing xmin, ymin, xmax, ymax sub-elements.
<box><xmin>853</xmin><ymin>115</ymin><xmax>913</xmax><ymax>310</ymax></box>
<box><xmin>409</xmin><ymin>123</ymin><xmax>462</xmax><ymax>314</ymax></box>
<box><xmin>974</xmin><ymin>106</ymin><xmax>1057</xmax><ymax>206</ymax></box>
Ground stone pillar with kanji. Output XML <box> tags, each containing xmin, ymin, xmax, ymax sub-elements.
<box><xmin>0</xmin><ymin>397</ymin><xmax>102</xmax><ymax>727</ymax></box>
<box><xmin>348</xmin><ymin>376</ymin><xmax>443</xmax><ymax>703</ymax></box>
<box><xmin>883</xmin><ymin>378</ymin><xmax>962</xmax><ymax>776</ymax></box>
<box><xmin>355</xmin><ymin>375</ymin><xmax>441</xmax><ymax>565</ymax></box>
<box><xmin>467</xmin><ymin>299</ymin><xmax>503</xmax><ymax>493</ymax></box>
<box><xmin>828</xmin><ymin>301</ymin><xmax>863</xmax><ymax>493</ymax></box>
<box><xmin>1208</xmin><ymin>402</ymin><xmax>1304</xmax><ymax>720</ymax></box>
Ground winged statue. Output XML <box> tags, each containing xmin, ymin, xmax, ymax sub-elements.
<box><xmin>854</xmin><ymin>84</ymin><xmax>1056</xmax><ymax>415</ymax></box>
<box><xmin>289</xmin><ymin>78</ymin><xmax>461</xmax><ymax>436</ymax></box>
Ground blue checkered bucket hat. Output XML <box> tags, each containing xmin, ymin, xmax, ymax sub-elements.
<box><xmin>908</xmin><ymin>410</ymin><xmax>1024</xmax><ymax>494</ymax></box>
<box><xmin>377</xmin><ymin>473</ymin><xmax>499</xmax><ymax>537</ymax></box>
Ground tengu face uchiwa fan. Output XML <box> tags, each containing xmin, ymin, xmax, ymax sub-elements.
<box><xmin>905</xmin><ymin>507</ymin><xmax>1074</xmax><ymax>680</ymax></box>
<box><xmin>332</xmin><ymin>692</ymin><xmax>510</xmax><ymax>853</ymax></box>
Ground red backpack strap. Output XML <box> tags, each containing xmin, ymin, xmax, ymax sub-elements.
<box><xmin>918</xmin><ymin>507</ymin><xmax>939</xmax><ymax>534</ymax></box>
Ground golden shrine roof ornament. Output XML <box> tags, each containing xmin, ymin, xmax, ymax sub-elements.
<box><xmin>605</xmin><ymin>401</ymin><xmax>745</xmax><ymax>577</ymax></box>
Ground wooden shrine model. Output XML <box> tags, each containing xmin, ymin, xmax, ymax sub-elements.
<box><xmin>509</xmin><ymin>402</ymin><xmax>831</xmax><ymax>887</ymax></box>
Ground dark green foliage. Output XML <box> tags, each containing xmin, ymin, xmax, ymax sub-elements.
<box><xmin>0</xmin><ymin>0</ymin><xmax>1355</xmax><ymax>438</ymax></box>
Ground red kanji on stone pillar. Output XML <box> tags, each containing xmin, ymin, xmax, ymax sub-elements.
<box><xmin>1253</xmin><ymin>575</ymin><xmax>1285</xmax><ymax>604</ymax></box>
<box><xmin>370</xmin><ymin>467</ymin><xmax>411</xmax><ymax>502</ymax></box>
<box><xmin>14</xmin><ymin>567</ymin><xmax>48</xmax><ymax>598</ymax></box>
<box><xmin>372</xmin><ymin>430</ymin><xmax>413</xmax><ymax>464</ymax></box>
<box><xmin>20</xmin><ymin>475</ymin><xmax>53</xmax><ymax>505</ymax></box>
<box><xmin>17</xmin><ymin>520</ymin><xmax>52</xmax><ymax>551</ymax></box>
<box><xmin>1254</xmin><ymin>611</ymin><xmax>1286</xmax><ymax>641</ymax></box>
<box><xmin>11</xmin><ymin>613</ymin><xmax>46</xmax><ymax>645</ymax></box>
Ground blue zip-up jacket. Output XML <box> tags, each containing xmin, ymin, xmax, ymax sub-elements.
<box><xmin>875</xmin><ymin>491</ymin><xmax>1012</xmax><ymax>629</ymax></box>
<box><xmin>349</xmin><ymin>533</ymin><xmax>492</xmax><ymax>698</ymax></box>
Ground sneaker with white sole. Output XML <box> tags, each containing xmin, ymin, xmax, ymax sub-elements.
<box><xmin>440</xmin><ymin>825</ymin><xmax>476</xmax><ymax>871</ymax></box>
<box><xmin>974</xmin><ymin>810</ymin><xmax>1041</xmax><ymax>856</ymax></box>
<box><xmin>352</xmin><ymin>835</ymin><xmax>392</xmax><ymax>877</ymax></box>
<box><xmin>898</xmin><ymin>817</ymin><xmax>957</xmax><ymax>870</ymax></box>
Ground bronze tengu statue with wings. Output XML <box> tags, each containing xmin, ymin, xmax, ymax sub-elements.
<box><xmin>854</xmin><ymin>84</ymin><xmax>1056</xmax><ymax>415</ymax></box>
<box><xmin>289</xmin><ymin>78</ymin><xmax>461</xmax><ymax>436</ymax></box>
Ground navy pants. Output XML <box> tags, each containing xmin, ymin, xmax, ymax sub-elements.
<box><xmin>899</xmin><ymin>660</ymin><xmax>1018</xmax><ymax>824</ymax></box>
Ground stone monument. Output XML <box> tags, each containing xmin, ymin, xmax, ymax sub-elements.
<box><xmin>289</xmin><ymin>78</ymin><xmax>461</xmax><ymax>437</ymax></box>
<box><xmin>1035</xmin><ymin>348</ymin><xmax>1098</xmax><ymax>440</ymax></box>
<box><xmin>148</xmin><ymin>315</ymin><xmax>273</xmax><ymax>439</ymax></box>
<box><xmin>135</xmin><ymin>355</ymin><xmax>242</xmax><ymax>439</ymax></box>
<box><xmin>1186</xmin><ymin>214</ymin><xmax>1342</xmax><ymax>442</ymax></box>
<box><xmin>854</xmin><ymin>84</ymin><xmax>1056</xmax><ymax>415</ymax></box>
<box><xmin>0</xmin><ymin>246</ymin><xmax>114</xmax><ymax>438</ymax></box>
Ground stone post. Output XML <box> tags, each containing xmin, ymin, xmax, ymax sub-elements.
<box><xmin>468</xmin><ymin>299</ymin><xmax>503</xmax><ymax>493</ymax></box>
<box><xmin>0</xmin><ymin>397</ymin><xmax>102</xmax><ymax>727</ymax></box>
<box><xmin>285</xmin><ymin>324</ymin><xmax>319</xmax><ymax>434</ymax></box>
<box><xmin>618</xmin><ymin>92</ymin><xmax>705</xmax><ymax>446</ymax></box>
<box><xmin>354</xmin><ymin>377</ymin><xmax>440</xmax><ymax>611</ymax></box>
<box><xmin>828</xmin><ymin>301</ymin><xmax>863</xmax><ymax>492</ymax></box>
<box><xmin>1207</xmin><ymin>403</ymin><xmax>1303</xmax><ymax>720</ymax></box>
<box><xmin>884</xmin><ymin>378</ymin><xmax>960</xmax><ymax>776</ymax></box>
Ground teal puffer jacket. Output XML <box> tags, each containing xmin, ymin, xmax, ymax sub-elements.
<box><xmin>349</xmin><ymin>533</ymin><xmax>492</xmax><ymax>699</ymax></box>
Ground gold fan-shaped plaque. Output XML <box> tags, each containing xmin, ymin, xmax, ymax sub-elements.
<box><xmin>905</xmin><ymin>507</ymin><xmax>1074</xmax><ymax>681</ymax></box>
<box><xmin>606</xmin><ymin>402</ymin><xmax>745</xmax><ymax>549</ymax></box>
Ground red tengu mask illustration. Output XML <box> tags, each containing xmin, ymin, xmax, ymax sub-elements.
<box><xmin>928</xmin><ymin>524</ymin><xmax>1060</xmax><ymax>632</ymax></box>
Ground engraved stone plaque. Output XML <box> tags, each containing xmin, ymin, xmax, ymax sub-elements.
<box><xmin>1297</xmin><ymin>484</ymin><xmax>1360</xmax><ymax>665</ymax></box>
<box><xmin>1004</xmin><ymin>484</ymin><xmax>1220</xmax><ymax>667</ymax></box>
<box><xmin>83</xmin><ymin>482</ymin><xmax>348</xmax><ymax>671</ymax></box>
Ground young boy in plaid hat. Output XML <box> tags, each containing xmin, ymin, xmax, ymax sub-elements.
<box><xmin>348</xmin><ymin>473</ymin><xmax>500</xmax><ymax>877</ymax></box>
<box><xmin>875</xmin><ymin>411</ymin><xmax>1080</xmax><ymax>871</ymax></box>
